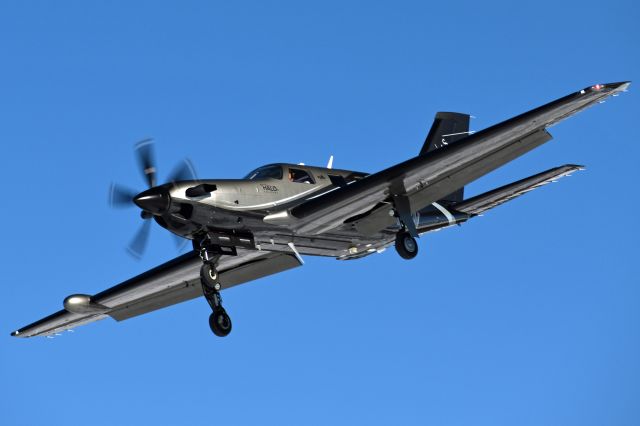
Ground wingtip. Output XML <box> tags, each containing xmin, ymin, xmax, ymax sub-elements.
<box><xmin>565</xmin><ymin>164</ymin><xmax>586</xmax><ymax>170</ymax></box>
<box><xmin>582</xmin><ymin>82</ymin><xmax>631</xmax><ymax>94</ymax></box>
<box><xmin>601</xmin><ymin>81</ymin><xmax>631</xmax><ymax>92</ymax></box>
<box><xmin>608</xmin><ymin>81</ymin><xmax>631</xmax><ymax>91</ymax></box>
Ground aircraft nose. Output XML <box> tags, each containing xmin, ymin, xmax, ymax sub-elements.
<box><xmin>133</xmin><ymin>188</ymin><xmax>171</xmax><ymax>214</ymax></box>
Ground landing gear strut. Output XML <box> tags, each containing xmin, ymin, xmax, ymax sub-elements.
<box><xmin>200</xmin><ymin>262</ymin><xmax>220</xmax><ymax>291</ymax></box>
<box><xmin>199</xmin><ymin>248</ymin><xmax>232</xmax><ymax>337</ymax></box>
<box><xmin>395</xmin><ymin>230</ymin><xmax>418</xmax><ymax>260</ymax></box>
<box><xmin>391</xmin><ymin>192</ymin><xmax>420</xmax><ymax>260</ymax></box>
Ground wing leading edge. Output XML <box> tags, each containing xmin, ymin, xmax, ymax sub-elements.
<box><xmin>12</xmin><ymin>250</ymin><xmax>301</xmax><ymax>338</ymax></box>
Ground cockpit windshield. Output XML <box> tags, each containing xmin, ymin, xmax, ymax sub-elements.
<box><xmin>244</xmin><ymin>165</ymin><xmax>283</xmax><ymax>180</ymax></box>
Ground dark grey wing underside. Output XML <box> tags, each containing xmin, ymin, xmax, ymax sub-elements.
<box><xmin>12</xmin><ymin>250</ymin><xmax>301</xmax><ymax>337</ymax></box>
<box><xmin>288</xmin><ymin>82</ymin><xmax>629</xmax><ymax>235</ymax></box>
<box><xmin>453</xmin><ymin>164</ymin><xmax>585</xmax><ymax>216</ymax></box>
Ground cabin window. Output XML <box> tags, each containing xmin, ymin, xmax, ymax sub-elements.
<box><xmin>288</xmin><ymin>168</ymin><xmax>315</xmax><ymax>184</ymax></box>
<box><xmin>244</xmin><ymin>165</ymin><xmax>283</xmax><ymax>180</ymax></box>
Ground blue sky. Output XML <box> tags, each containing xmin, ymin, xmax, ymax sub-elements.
<box><xmin>1</xmin><ymin>1</ymin><xmax>638</xmax><ymax>425</ymax></box>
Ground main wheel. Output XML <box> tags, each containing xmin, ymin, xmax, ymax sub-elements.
<box><xmin>395</xmin><ymin>231</ymin><xmax>418</xmax><ymax>260</ymax></box>
<box><xmin>209</xmin><ymin>309</ymin><xmax>232</xmax><ymax>337</ymax></box>
<box><xmin>200</xmin><ymin>262</ymin><xmax>220</xmax><ymax>291</ymax></box>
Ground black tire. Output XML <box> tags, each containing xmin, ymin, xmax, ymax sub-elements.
<box><xmin>395</xmin><ymin>231</ymin><xmax>418</xmax><ymax>260</ymax></box>
<box><xmin>209</xmin><ymin>309</ymin><xmax>232</xmax><ymax>337</ymax></box>
<box><xmin>200</xmin><ymin>262</ymin><xmax>219</xmax><ymax>290</ymax></box>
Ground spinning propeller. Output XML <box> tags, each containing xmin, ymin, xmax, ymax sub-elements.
<box><xmin>109</xmin><ymin>139</ymin><xmax>197</xmax><ymax>258</ymax></box>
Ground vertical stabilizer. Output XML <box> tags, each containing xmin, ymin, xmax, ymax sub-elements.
<box><xmin>420</xmin><ymin>112</ymin><xmax>470</xmax><ymax>203</ymax></box>
<box><xmin>420</xmin><ymin>112</ymin><xmax>471</xmax><ymax>154</ymax></box>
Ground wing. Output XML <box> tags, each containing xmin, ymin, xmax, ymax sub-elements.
<box><xmin>11</xmin><ymin>249</ymin><xmax>301</xmax><ymax>338</ymax></box>
<box><xmin>281</xmin><ymin>82</ymin><xmax>629</xmax><ymax>235</ymax></box>
<box><xmin>453</xmin><ymin>164</ymin><xmax>584</xmax><ymax>216</ymax></box>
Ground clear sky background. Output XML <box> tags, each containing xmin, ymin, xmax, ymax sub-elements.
<box><xmin>1</xmin><ymin>1</ymin><xmax>638</xmax><ymax>425</ymax></box>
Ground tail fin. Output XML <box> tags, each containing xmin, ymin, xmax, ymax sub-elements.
<box><xmin>420</xmin><ymin>112</ymin><xmax>471</xmax><ymax>154</ymax></box>
<box><xmin>421</xmin><ymin>112</ymin><xmax>470</xmax><ymax>203</ymax></box>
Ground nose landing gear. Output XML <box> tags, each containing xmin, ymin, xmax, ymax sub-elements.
<box><xmin>199</xmin><ymin>248</ymin><xmax>232</xmax><ymax>337</ymax></box>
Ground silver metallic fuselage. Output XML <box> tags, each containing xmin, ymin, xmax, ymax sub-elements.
<box><xmin>152</xmin><ymin>163</ymin><xmax>464</xmax><ymax>260</ymax></box>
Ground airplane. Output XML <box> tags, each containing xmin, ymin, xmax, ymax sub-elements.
<box><xmin>11</xmin><ymin>81</ymin><xmax>630</xmax><ymax>338</ymax></box>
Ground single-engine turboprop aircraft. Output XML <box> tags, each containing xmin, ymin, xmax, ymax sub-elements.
<box><xmin>11</xmin><ymin>82</ymin><xmax>630</xmax><ymax>338</ymax></box>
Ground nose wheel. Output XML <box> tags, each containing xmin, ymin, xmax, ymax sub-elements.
<box><xmin>199</xmin><ymin>257</ymin><xmax>232</xmax><ymax>337</ymax></box>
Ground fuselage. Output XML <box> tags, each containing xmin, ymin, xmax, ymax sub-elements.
<box><xmin>189</xmin><ymin>163</ymin><xmax>366</xmax><ymax>212</ymax></box>
<box><xmin>134</xmin><ymin>163</ymin><xmax>467</xmax><ymax>260</ymax></box>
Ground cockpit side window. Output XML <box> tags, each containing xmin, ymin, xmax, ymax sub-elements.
<box><xmin>245</xmin><ymin>165</ymin><xmax>283</xmax><ymax>180</ymax></box>
<box><xmin>288</xmin><ymin>168</ymin><xmax>315</xmax><ymax>184</ymax></box>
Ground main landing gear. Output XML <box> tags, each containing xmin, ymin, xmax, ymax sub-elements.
<box><xmin>395</xmin><ymin>230</ymin><xmax>418</xmax><ymax>260</ymax></box>
<box><xmin>199</xmin><ymin>249</ymin><xmax>232</xmax><ymax>337</ymax></box>
<box><xmin>390</xmin><ymin>193</ymin><xmax>420</xmax><ymax>260</ymax></box>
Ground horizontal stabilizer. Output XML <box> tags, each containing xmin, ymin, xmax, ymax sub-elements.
<box><xmin>453</xmin><ymin>164</ymin><xmax>584</xmax><ymax>216</ymax></box>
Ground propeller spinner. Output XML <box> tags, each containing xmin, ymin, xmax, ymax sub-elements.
<box><xmin>109</xmin><ymin>139</ymin><xmax>197</xmax><ymax>258</ymax></box>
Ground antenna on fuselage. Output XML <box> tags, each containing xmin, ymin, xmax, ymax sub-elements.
<box><xmin>327</xmin><ymin>155</ymin><xmax>334</xmax><ymax>169</ymax></box>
